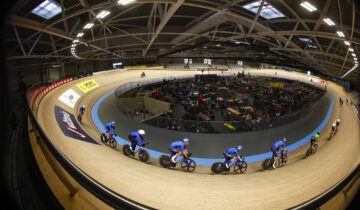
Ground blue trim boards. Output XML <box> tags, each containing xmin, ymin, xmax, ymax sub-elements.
<box><xmin>55</xmin><ymin>105</ymin><xmax>99</xmax><ymax>144</ymax></box>
<box><xmin>92</xmin><ymin>88</ymin><xmax>335</xmax><ymax>165</ymax></box>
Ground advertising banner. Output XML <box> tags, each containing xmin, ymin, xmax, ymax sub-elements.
<box><xmin>55</xmin><ymin>105</ymin><xmax>99</xmax><ymax>144</ymax></box>
<box><xmin>77</xmin><ymin>79</ymin><xmax>100</xmax><ymax>93</ymax></box>
<box><xmin>58</xmin><ymin>89</ymin><xmax>80</xmax><ymax>109</ymax></box>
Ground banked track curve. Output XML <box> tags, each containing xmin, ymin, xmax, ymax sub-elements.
<box><xmin>36</xmin><ymin>69</ymin><xmax>360</xmax><ymax>209</ymax></box>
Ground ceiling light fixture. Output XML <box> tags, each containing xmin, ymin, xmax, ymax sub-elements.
<box><xmin>73</xmin><ymin>39</ymin><xmax>79</xmax><ymax>43</ymax></box>
<box><xmin>96</xmin><ymin>10</ymin><xmax>110</xmax><ymax>19</ymax></box>
<box><xmin>76</xmin><ymin>32</ymin><xmax>84</xmax><ymax>37</ymax></box>
<box><xmin>344</xmin><ymin>41</ymin><xmax>350</xmax><ymax>46</ymax></box>
<box><xmin>349</xmin><ymin>48</ymin><xmax>354</xmax><ymax>52</ymax></box>
<box><xmin>118</xmin><ymin>0</ymin><xmax>135</xmax><ymax>5</ymax></box>
<box><xmin>336</xmin><ymin>31</ymin><xmax>345</xmax><ymax>37</ymax></box>
<box><xmin>323</xmin><ymin>18</ymin><xmax>335</xmax><ymax>26</ymax></box>
<box><xmin>83</xmin><ymin>23</ymin><xmax>94</xmax><ymax>29</ymax></box>
<box><xmin>300</xmin><ymin>1</ymin><xmax>317</xmax><ymax>12</ymax></box>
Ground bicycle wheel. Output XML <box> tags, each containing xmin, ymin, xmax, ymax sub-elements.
<box><xmin>313</xmin><ymin>144</ymin><xmax>318</xmax><ymax>152</ymax></box>
<box><xmin>181</xmin><ymin>159</ymin><xmax>196</xmax><ymax>172</ymax></box>
<box><xmin>211</xmin><ymin>162</ymin><xmax>223</xmax><ymax>174</ymax></box>
<box><xmin>100</xmin><ymin>133</ymin><xmax>107</xmax><ymax>143</ymax></box>
<box><xmin>159</xmin><ymin>155</ymin><xmax>171</xmax><ymax>168</ymax></box>
<box><xmin>122</xmin><ymin>145</ymin><xmax>132</xmax><ymax>156</ymax></box>
<box><xmin>234</xmin><ymin>161</ymin><xmax>247</xmax><ymax>174</ymax></box>
<box><xmin>306</xmin><ymin>148</ymin><xmax>312</xmax><ymax>157</ymax></box>
<box><xmin>139</xmin><ymin>149</ymin><xmax>150</xmax><ymax>163</ymax></box>
<box><xmin>262</xmin><ymin>158</ymin><xmax>272</xmax><ymax>170</ymax></box>
<box><xmin>279</xmin><ymin>155</ymin><xmax>288</xmax><ymax>167</ymax></box>
<box><xmin>109</xmin><ymin>138</ymin><xmax>117</xmax><ymax>148</ymax></box>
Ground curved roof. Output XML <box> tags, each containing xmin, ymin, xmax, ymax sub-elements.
<box><xmin>5</xmin><ymin>0</ymin><xmax>360</xmax><ymax>81</ymax></box>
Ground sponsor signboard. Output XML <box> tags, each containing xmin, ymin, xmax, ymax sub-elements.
<box><xmin>77</xmin><ymin>79</ymin><xmax>100</xmax><ymax>93</ymax></box>
<box><xmin>55</xmin><ymin>105</ymin><xmax>99</xmax><ymax>144</ymax></box>
<box><xmin>58</xmin><ymin>89</ymin><xmax>80</xmax><ymax>109</ymax></box>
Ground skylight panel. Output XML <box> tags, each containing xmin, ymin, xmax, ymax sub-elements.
<box><xmin>243</xmin><ymin>0</ymin><xmax>285</xmax><ymax>20</ymax></box>
<box><xmin>31</xmin><ymin>0</ymin><xmax>62</xmax><ymax>20</ymax></box>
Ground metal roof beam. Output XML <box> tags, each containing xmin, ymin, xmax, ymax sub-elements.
<box><xmin>143</xmin><ymin>0</ymin><xmax>185</xmax><ymax>56</ymax></box>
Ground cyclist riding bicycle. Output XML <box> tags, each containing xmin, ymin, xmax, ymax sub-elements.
<box><xmin>223</xmin><ymin>145</ymin><xmax>243</xmax><ymax>169</ymax></box>
<box><xmin>79</xmin><ymin>105</ymin><xmax>86</xmax><ymax>115</ymax></box>
<box><xmin>336</xmin><ymin>118</ymin><xmax>340</xmax><ymax>127</ymax></box>
<box><xmin>331</xmin><ymin>121</ymin><xmax>336</xmax><ymax>134</ymax></box>
<box><xmin>169</xmin><ymin>138</ymin><xmax>190</xmax><ymax>163</ymax></box>
<box><xmin>128</xmin><ymin>129</ymin><xmax>146</xmax><ymax>152</ymax></box>
<box><xmin>310</xmin><ymin>132</ymin><xmax>320</xmax><ymax>148</ymax></box>
<box><xmin>271</xmin><ymin>137</ymin><xmax>287</xmax><ymax>168</ymax></box>
<box><xmin>105</xmin><ymin>121</ymin><xmax>116</xmax><ymax>140</ymax></box>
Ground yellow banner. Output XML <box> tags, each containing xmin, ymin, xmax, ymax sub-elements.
<box><xmin>224</xmin><ymin>122</ymin><xmax>236</xmax><ymax>130</ymax></box>
<box><xmin>270</xmin><ymin>82</ymin><xmax>284</xmax><ymax>89</ymax></box>
<box><xmin>77</xmin><ymin>79</ymin><xmax>100</xmax><ymax>93</ymax></box>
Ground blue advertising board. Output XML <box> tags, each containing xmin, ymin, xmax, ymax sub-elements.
<box><xmin>55</xmin><ymin>105</ymin><xmax>99</xmax><ymax>144</ymax></box>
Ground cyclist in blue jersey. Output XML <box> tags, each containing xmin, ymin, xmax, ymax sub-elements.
<box><xmin>169</xmin><ymin>138</ymin><xmax>190</xmax><ymax>163</ymax></box>
<box><xmin>105</xmin><ymin>121</ymin><xmax>116</xmax><ymax>140</ymax></box>
<box><xmin>271</xmin><ymin>137</ymin><xmax>287</xmax><ymax>168</ymax></box>
<box><xmin>128</xmin><ymin>129</ymin><xmax>146</xmax><ymax>152</ymax></box>
<box><xmin>223</xmin><ymin>145</ymin><xmax>243</xmax><ymax>169</ymax></box>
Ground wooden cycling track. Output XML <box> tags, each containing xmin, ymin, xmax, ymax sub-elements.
<box><xmin>35</xmin><ymin>69</ymin><xmax>360</xmax><ymax>209</ymax></box>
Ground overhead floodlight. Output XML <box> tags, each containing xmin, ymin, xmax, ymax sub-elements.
<box><xmin>323</xmin><ymin>18</ymin><xmax>335</xmax><ymax>26</ymax></box>
<box><xmin>83</xmin><ymin>23</ymin><xmax>94</xmax><ymax>29</ymax></box>
<box><xmin>96</xmin><ymin>10</ymin><xmax>110</xmax><ymax>19</ymax></box>
<box><xmin>73</xmin><ymin>39</ymin><xmax>79</xmax><ymax>43</ymax></box>
<box><xmin>354</xmin><ymin>58</ymin><xmax>358</xmax><ymax>61</ymax></box>
<box><xmin>300</xmin><ymin>1</ymin><xmax>317</xmax><ymax>12</ymax></box>
<box><xmin>336</xmin><ymin>31</ymin><xmax>345</xmax><ymax>37</ymax></box>
<box><xmin>77</xmin><ymin>32</ymin><xmax>84</xmax><ymax>37</ymax></box>
<box><xmin>71</xmin><ymin>44</ymin><xmax>76</xmax><ymax>47</ymax></box>
<box><xmin>349</xmin><ymin>48</ymin><xmax>354</xmax><ymax>52</ymax></box>
<box><xmin>344</xmin><ymin>41</ymin><xmax>350</xmax><ymax>46</ymax></box>
<box><xmin>352</xmin><ymin>53</ymin><xmax>356</xmax><ymax>57</ymax></box>
<box><xmin>118</xmin><ymin>0</ymin><xmax>135</xmax><ymax>5</ymax></box>
<box><xmin>32</xmin><ymin>0</ymin><xmax>62</xmax><ymax>20</ymax></box>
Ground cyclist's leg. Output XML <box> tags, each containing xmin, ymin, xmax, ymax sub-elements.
<box><xmin>172</xmin><ymin>151</ymin><xmax>181</xmax><ymax>163</ymax></box>
<box><xmin>271</xmin><ymin>147</ymin><xmax>278</xmax><ymax>168</ymax></box>
<box><xmin>130</xmin><ymin>138</ymin><xmax>137</xmax><ymax>151</ymax></box>
<box><xmin>105</xmin><ymin>130</ymin><xmax>111</xmax><ymax>140</ymax></box>
<box><xmin>223</xmin><ymin>153</ymin><xmax>232</xmax><ymax>168</ymax></box>
<box><xmin>169</xmin><ymin>149</ymin><xmax>177</xmax><ymax>162</ymax></box>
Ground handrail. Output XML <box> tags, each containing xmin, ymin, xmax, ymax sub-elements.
<box><xmin>288</xmin><ymin>163</ymin><xmax>360</xmax><ymax>210</ymax></box>
<box><xmin>25</xmin><ymin>84</ymin><xmax>154</xmax><ymax>210</ymax></box>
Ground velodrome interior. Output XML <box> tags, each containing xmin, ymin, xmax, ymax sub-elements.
<box><xmin>2</xmin><ymin>0</ymin><xmax>360</xmax><ymax>209</ymax></box>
